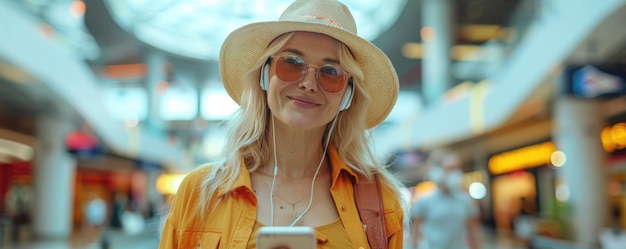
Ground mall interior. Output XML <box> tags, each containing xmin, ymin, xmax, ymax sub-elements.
<box><xmin>1</xmin><ymin>0</ymin><xmax>626</xmax><ymax>248</ymax></box>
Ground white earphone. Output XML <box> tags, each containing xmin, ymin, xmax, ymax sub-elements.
<box><xmin>260</xmin><ymin>62</ymin><xmax>353</xmax><ymax>111</ymax></box>
<box><xmin>339</xmin><ymin>82</ymin><xmax>353</xmax><ymax>111</ymax></box>
<box><xmin>260</xmin><ymin>61</ymin><xmax>270</xmax><ymax>91</ymax></box>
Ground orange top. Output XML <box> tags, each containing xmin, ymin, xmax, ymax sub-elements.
<box><xmin>158</xmin><ymin>146</ymin><xmax>404</xmax><ymax>249</ymax></box>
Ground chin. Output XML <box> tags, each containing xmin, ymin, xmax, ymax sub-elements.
<box><xmin>286</xmin><ymin>117</ymin><xmax>329</xmax><ymax>131</ymax></box>
<box><xmin>275</xmin><ymin>108</ymin><xmax>335</xmax><ymax>131</ymax></box>
<box><xmin>287</xmin><ymin>120</ymin><xmax>321</xmax><ymax>130</ymax></box>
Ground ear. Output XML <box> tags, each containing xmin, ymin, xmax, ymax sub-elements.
<box><xmin>339</xmin><ymin>79</ymin><xmax>354</xmax><ymax>111</ymax></box>
<box><xmin>260</xmin><ymin>59</ymin><xmax>270</xmax><ymax>91</ymax></box>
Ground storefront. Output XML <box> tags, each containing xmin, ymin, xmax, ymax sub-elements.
<box><xmin>487</xmin><ymin>140</ymin><xmax>559</xmax><ymax>237</ymax></box>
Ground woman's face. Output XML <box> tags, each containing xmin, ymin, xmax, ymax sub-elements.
<box><xmin>266</xmin><ymin>32</ymin><xmax>349</xmax><ymax>130</ymax></box>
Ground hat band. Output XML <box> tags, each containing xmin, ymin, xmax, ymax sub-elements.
<box><xmin>290</xmin><ymin>15</ymin><xmax>344</xmax><ymax>29</ymax></box>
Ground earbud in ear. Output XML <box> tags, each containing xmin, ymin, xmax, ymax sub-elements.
<box><xmin>260</xmin><ymin>59</ymin><xmax>270</xmax><ymax>91</ymax></box>
<box><xmin>339</xmin><ymin>79</ymin><xmax>354</xmax><ymax>111</ymax></box>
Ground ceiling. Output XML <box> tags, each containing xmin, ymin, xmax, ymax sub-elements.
<box><xmin>0</xmin><ymin>61</ymin><xmax>68</xmax><ymax>136</ymax></box>
<box><xmin>0</xmin><ymin>0</ymin><xmax>520</xmax><ymax>160</ymax></box>
<box><xmin>81</xmin><ymin>0</ymin><xmax>523</xmax><ymax>86</ymax></box>
<box><xmin>0</xmin><ymin>0</ymin><xmax>543</xmax><ymax>164</ymax></box>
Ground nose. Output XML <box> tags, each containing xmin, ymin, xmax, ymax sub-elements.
<box><xmin>298</xmin><ymin>66</ymin><xmax>319</xmax><ymax>92</ymax></box>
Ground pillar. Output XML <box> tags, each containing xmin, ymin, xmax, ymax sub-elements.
<box><xmin>421</xmin><ymin>0</ymin><xmax>454</xmax><ymax>105</ymax></box>
<box><xmin>146</xmin><ymin>49</ymin><xmax>167</xmax><ymax>131</ymax></box>
<box><xmin>553</xmin><ymin>96</ymin><xmax>607</xmax><ymax>245</ymax></box>
<box><xmin>32</xmin><ymin>112</ymin><xmax>76</xmax><ymax>240</ymax></box>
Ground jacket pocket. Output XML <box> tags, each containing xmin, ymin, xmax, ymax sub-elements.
<box><xmin>180</xmin><ymin>230</ymin><xmax>221</xmax><ymax>249</ymax></box>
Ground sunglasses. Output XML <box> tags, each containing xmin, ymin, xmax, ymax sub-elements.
<box><xmin>270</xmin><ymin>54</ymin><xmax>351</xmax><ymax>93</ymax></box>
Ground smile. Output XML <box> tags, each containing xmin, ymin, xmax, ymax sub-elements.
<box><xmin>288</xmin><ymin>96</ymin><xmax>320</xmax><ymax>108</ymax></box>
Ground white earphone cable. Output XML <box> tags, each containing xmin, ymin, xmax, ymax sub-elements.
<box><xmin>270</xmin><ymin>117</ymin><xmax>278</xmax><ymax>227</ymax></box>
<box><xmin>269</xmin><ymin>101</ymin><xmax>341</xmax><ymax>226</ymax></box>
<box><xmin>288</xmin><ymin>111</ymin><xmax>338</xmax><ymax>226</ymax></box>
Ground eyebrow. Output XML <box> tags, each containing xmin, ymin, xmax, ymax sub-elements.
<box><xmin>281</xmin><ymin>48</ymin><xmax>341</xmax><ymax>64</ymax></box>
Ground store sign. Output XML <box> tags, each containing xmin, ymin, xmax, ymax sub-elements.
<box><xmin>488</xmin><ymin>141</ymin><xmax>556</xmax><ymax>175</ymax></box>
<box><xmin>601</xmin><ymin>122</ymin><xmax>626</xmax><ymax>153</ymax></box>
<box><xmin>565</xmin><ymin>65</ymin><xmax>626</xmax><ymax>99</ymax></box>
<box><xmin>65</xmin><ymin>130</ymin><xmax>102</xmax><ymax>158</ymax></box>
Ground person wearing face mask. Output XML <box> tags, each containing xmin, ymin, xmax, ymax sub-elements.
<box><xmin>408</xmin><ymin>149</ymin><xmax>481</xmax><ymax>249</ymax></box>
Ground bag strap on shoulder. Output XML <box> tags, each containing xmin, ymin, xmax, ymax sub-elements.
<box><xmin>353</xmin><ymin>174</ymin><xmax>388</xmax><ymax>249</ymax></box>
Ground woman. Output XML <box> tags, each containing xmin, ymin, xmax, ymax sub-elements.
<box><xmin>159</xmin><ymin>0</ymin><xmax>406</xmax><ymax>248</ymax></box>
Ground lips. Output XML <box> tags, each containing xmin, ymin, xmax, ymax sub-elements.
<box><xmin>288</xmin><ymin>96</ymin><xmax>320</xmax><ymax>108</ymax></box>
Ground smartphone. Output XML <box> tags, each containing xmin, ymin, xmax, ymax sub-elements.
<box><xmin>257</xmin><ymin>226</ymin><xmax>316</xmax><ymax>249</ymax></box>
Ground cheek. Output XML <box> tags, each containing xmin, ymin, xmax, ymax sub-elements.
<box><xmin>266</xmin><ymin>85</ymin><xmax>280</xmax><ymax>110</ymax></box>
<box><xmin>266</xmin><ymin>77</ymin><xmax>291</xmax><ymax>111</ymax></box>
<box><xmin>328</xmin><ymin>92</ymin><xmax>345</xmax><ymax>109</ymax></box>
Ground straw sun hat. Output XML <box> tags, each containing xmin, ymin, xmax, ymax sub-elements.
<box><xmin>219</xmin><ymin>0</ymin><xmax>399</xmax><ymax>128</ymax></box>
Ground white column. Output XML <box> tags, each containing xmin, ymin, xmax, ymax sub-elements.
<box><xmin>553</xmin><ymin>96</ymin><xmax>607</xmax><ymax>245</ymax></box>
<box><xmin>32</xmin><ymin>113</ymin><xmax>76</xmax><ymax>240</ymax></box>
<box><xmin>146</xmin><ymin>50</ymin><xmax>167</xmax><ymax>130</ymax></box>
<box><xmin>421</xmin><ymin>0</ymin><xmax>453</xmax><ymax>105</ymax></box>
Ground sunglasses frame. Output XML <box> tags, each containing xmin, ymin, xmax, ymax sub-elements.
<box><xmin>269</xmin><ymin>54</ymin><xmax>352</xmax><ymax>93</ymax></box>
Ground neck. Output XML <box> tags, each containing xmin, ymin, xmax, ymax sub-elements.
<box><xmin>268</xmin><ymin>118</ymin><xmax>328</xmax><ymax>178</ymax></box>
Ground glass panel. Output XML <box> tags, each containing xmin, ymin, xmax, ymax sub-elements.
<box><xmin>104</xmin><ymin>0</ymin><xmax>408</xmax><ymax>60</ymax></box>
<box><xmin>200</xmin><ymin>87</ymin><xmax>239</xmax><ymax>120</ymax></box>
<box><xmin>102</xmin><ymin>87</ymin><xmax>148</xmax><ymax>121</ymax></box>
<box><xmin>160</xmin><ymin>87</ymin><xmax>198</xmax><ymax>120</ymax></box>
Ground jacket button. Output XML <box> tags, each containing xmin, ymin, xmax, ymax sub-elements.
<box><xmin>340</xmin><ymin>205</ymin><xmax>346</xmax><ymax>211</ymax></box>
<box><xmin>197</xmin><ymin>242</ymin><xmax>201</xmax><ymax>247</ymax></box>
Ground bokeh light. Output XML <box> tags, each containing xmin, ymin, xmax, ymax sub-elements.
<box><xmin>555</xmin><ymin>183</ymin><xmax>570</xmax><ymax>202</ymax></box>
<box><xmin>551</xmin><ymin>151</ymin><xmax>566</xmax><ymax>167</ymax></box>
<box><xmin>468</xmin><ymin>182</ymin><xmax>487</xmax><ymax>200</ymax></box>
<box><xmin>156</xmin><ymin>173</ymin><xmax>187</xmax><ymax>195</ymax></box>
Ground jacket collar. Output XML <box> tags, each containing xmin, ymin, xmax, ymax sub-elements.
<box><xmin>327</xmin><ymin>144</ymin><xmax>363</xmax><ymax>187</ymax></box>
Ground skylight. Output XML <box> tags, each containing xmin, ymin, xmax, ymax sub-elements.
<box><xmin>104</xmin><ymin>0</ymin><xmax>407</xmax><ymax>60</ymax></box>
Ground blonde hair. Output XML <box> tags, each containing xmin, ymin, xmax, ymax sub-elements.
<box><xmin>197</xmin><ymin>32</ymin><xmax>407</xmax><ymax>216</ymax></box>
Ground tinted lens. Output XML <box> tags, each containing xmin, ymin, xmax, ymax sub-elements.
<box><xmin>275</xmin><ymin>55</ymin><xmax>305</xmax><ymax>82</ymax></box>
<box><xmin>318</xmin><ymin>65</ymin><xmax>345</xmax><ymax>93</ymax></box>
<box><xmin>273</xmin><ymin>55</ymin><xmax>348</xmax><ymax>93</ymax></box>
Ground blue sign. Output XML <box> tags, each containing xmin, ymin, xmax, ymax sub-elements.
<box><xmin>565</xmin><ymin>65</ymin><xmax>626</xmax><ymax>98</ymax></box>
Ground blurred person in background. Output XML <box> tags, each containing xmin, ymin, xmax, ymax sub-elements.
<box><xmin>120</xmin><ymin>201</ymin><xmax>145</xmax><ymax>236</ymax></box>
<box><xmin>5</xmin><ymin>182</ymin><xmax>32</xmax><ymax>242</ymax></box>
<box><xmin>409</xmin><ymin>149</ymin><xmax>480</xmax><ymax>249</ymax></box>
<box><xmin>158</xmin><ymin>0</ymin><xmax>407</xmax><ymax>248</ymax></box>
<box><xmin>513</xmin><ymin>196</ymin><xmax>537</xmax><ymax>248</ymax></box>
<box><xmin>84</xmin><ymin>196</ymin><xmax>107</xmax><ymax>229</ymax></box>
<box><xmin>82</xmin><ymin>194</ymin><xmax>108</xmax><ymax>248</ymax></box>
<box><xmin>109</xmin><ymin>190</ymin><xmax>127</xmax><ymax>230</ymax></box>
<box><xmin>599</xmin><ymin>204</ymin><xmax>626</xmax><ymax>249</ymax></box>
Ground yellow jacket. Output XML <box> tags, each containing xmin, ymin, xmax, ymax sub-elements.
<box><xmin>159</xmin><ymin>146</ymin><xmax>404</xmax><ymax>249</ymax></box>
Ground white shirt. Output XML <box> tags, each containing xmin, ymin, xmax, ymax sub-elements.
<box><xmin>599</xmin><ymin>228</ymin><xmax>626</xmax><ymax>249</ymax></box>
<box><xmin>410</xmin><ymin>190</ymin><xmax>478</xmax><ymax>249</ymax></box>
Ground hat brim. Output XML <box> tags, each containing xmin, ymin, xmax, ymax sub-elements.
<box><xmin>219</xmin><ymin>21</ymin><xmax>399</xmax><ymax>128</ymax></box>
